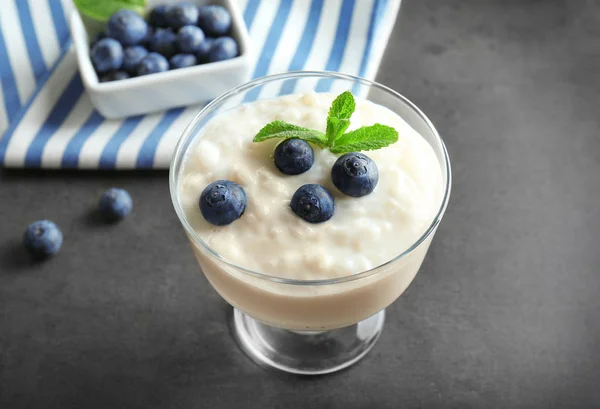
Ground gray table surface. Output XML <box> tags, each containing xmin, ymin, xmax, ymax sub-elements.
<box><xmin>2</xmin><ymin>0</ymin><xmax>600</xmax><ymax>407</ymax></box>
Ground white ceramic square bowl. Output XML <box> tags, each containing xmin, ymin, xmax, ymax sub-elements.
<box><xmin>70</xmin><ymin>0</ymin><xmax>252</xmax><ymax>119</ymax></box>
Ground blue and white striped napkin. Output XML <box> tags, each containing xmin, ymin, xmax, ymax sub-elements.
<box><xmin>0</xmin><ymin>0</ymin><xmax>400</xmax><ymax>169</ymax></box>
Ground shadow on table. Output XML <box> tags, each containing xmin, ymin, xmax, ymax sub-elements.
<box><xmin>0</xmin><ymin>210</ymin><xmax>129</xmax><ymax>271</ymax></box>
<box><xmin>1</xmin><ymin>168</ymin><xmax>168</xmax><ymax>180</ymax></box>
<box><xmin>0</xmin><ymin>298</ymin><xmax>354</xmax><ymax>409</ymax></box>
<box><xmin>0</xmin><ymin>238</ymin><xmax>45</xmax><ymax>272</ymax></box>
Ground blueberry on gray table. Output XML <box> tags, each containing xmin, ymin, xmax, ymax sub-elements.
<box><xmin>199</xmin><ymin>180</ymin><xmax>247</xmax><ymax>226</ymax></box>
<box><xmin>122</xmin><ymin>45</ymin><xmax>148</xmax><ymax>74</ymax></box>
<box><xmin>150</xmin><ymin>28</ymin><xmax>177</xmax><ymax>58</ymax></box>
<box><xmin>176</xmin><ymin>25</ymin><xmax>205</xmax><ymax>53</ymax></box>
<box><xmin>170</xmin><ymin>53</ymin><xmax>197</xmax><ymax>69</ymax></box>
<box><xmin>149</xmin><ymin>5</ymin><xmax>170</xmax><ymax>28</ymax></box>
<box><xmin>291</xmin><ymin>184</ymin><xmax>335</xmax><ymax>223</ymax></box>
<box><xmin>167</xmin><ymin>2</ymin><xmax>199</xmax><ymax>29</ymax></box>
<box><xmin>106</xmin><ymin>9</ymin><xmax>149</xmax><ymax>46</ymax></box>
<box><xmin>274</xmin><ymin>138</ymin><xmax>314</xmax><ymax>175</ymax></box>
<box><xmin>23</xmin><ymin>220</ymin><xmax>63</xmax><ymax>259</ymax></box>
<box><xmin>195</xmin><ymin>37</ymin><xmax>214</xmax><ymax>63</ymax></box>
<box><xmin>91</xmin><ymin>38</ymin><xmax>124</xmax><ymax>74</ymax></box>
<box><xmin>100</xmin><ymin>71</ymin><xmax>130</xmax><ymax>82</ymax></box>
<box><xmin>98</xmin><ymin>188</ymin><xmax>133</xmax><ymax>221</ymax></box>
<box><xmin>136</xmin><ymin>52</ymin><xmax>169</xmax><ymax>76</ymax></box>
<box><xmin>331</xmin><ymin>152</ymin><xmax>379</xmax><ymax>197</ymax></box>
<box><xmin>197</xmin><ymin>5</ymin><xmax>232</xmax><ymax>37</ymax></box>
<box><xmin>207</xmin><ymin>36</ymin><xmax>238</xmax><ymax>62</ymax></box>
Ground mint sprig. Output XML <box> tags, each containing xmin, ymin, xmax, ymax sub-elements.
<box><xmin>330</xmin><ymin>124</ymin><xmax>399</xmax><ymax>153</ymax></box>
<box><xmin>252</xmin><ymin>91</ymin><xmax>398</xmax><ymax>154</ymax></box>
<box><xmin>253</xmin><ymin>121</ymin><xmax>328</xmax><ymax>147</ymax></box>
<box><xmin>326</xmin><ymin>91</ymin><xmax>355</xmax><ymax>145</ymax></box>
<box><xmin>74</xmin><ymin>0</ymin><xmax>146</xmax><ymax>22</ymax></box>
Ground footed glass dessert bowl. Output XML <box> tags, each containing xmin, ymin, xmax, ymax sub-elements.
<box><xmin>170</xmin><ymin>71</ymin><xmax>451</xmax><ymax>375</ymax></box>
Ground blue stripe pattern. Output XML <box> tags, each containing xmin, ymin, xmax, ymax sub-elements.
<box><xmin>315</xmin><ymin>0</ymin><xmax>356</xmax><ymax>92</ymax></box>
<box><xmin>0</xmin><ymin>0</ymin><xmax>398</xmax><ymax>169</ymax></box>
<box><xmin>0</xmin><ymin>40</ymin><xmax>74</xmax><ymax>164</ymax></box>
<box><xmin>98</xmin><ymin>116</ymin><xmax>145</xmax><ymax>169</ymax></box>
<box><xmin>243</xmin><ymin>0</ymin><xmax>261</xmax><ymax>29</ymax></box>
<box><xmin>24</xmin><ymin>74</ymin><xmax>84</xmax><ymax>167</ymax></box>
<box><xmin>15</xmin><ymin>0</ymin><xmax>47</xmax><ymax>81</ymax></box>
<box><xmin>244</xmin><ymin>0</ymin><xmax>294</xmax><ymax>102</ymax></box>
<box><xmin>0</xmin><ymin>26</ymin><xmax>21</xmax><ymax>121</ymax></box>
<box><xmin>136</xmin><ymin>107</ymin><xmax>186</xmax><ymax>168</ymax></box>
<box><xmin>49</xmin><ymin>0</ymin><xmax>70</xmax><ymax>50</ymax></box>
<box><xmin>353</xmin><ymin>0</ymin><xmax>389</xmax><ymax>94</ymax></box>
<box><xmin>280</xmin><ymin>0</ymin><xmax>325</xmax><ymax>95</ymax></box>
<box><xmin>61</xmin><ymin>110</ymin><xmax>104</xmax><ymax>168</ymax></box>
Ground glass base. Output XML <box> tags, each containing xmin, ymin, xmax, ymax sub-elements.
<box><xmin>232</xmin><ymin>308</ymin><xmax>385</xmax><ymax>375</ymax></box>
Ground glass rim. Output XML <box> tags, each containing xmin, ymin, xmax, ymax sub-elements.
<box><xmin>169</xmin><ymin>70</ymin><xmax>452</xmax><ymax>286</ymax></box>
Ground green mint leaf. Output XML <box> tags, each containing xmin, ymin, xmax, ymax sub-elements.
<box><xmin>253</xmin><ymin>121</ymin><xmax>328</xmax><ymax>147</ymax></box>
<box><xmin>326</xmin><ymin>91</ymin><xmax>355</xmax><ymax>144</ymax></box>
<box><xmin>252</xmin><ymin>92</ymin><xmax>399</xmax><ymax>154</ymax></box>
<box><xmin>329</xmin><ymin>124</ymin><xmax>399</xmax><ymax>154</ymax></box>
<box><xmin>74</xmin><ymin>0</ymin><xmax>146</xmax><ymax>22</ymax></box>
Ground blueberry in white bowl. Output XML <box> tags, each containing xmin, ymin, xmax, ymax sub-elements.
<box><xmin>150</xmin><ymin>28</ymin><xmax>177</xmax><ymax>58</ymax></box>
<box><xmin>195</xmin><ymin>37</ymin><xmax>215</xmax><ymax>63</ymax></box>
<box><xmin>106</xmin><ymin>9</ymin><xmax>148</xmax><ymax>46</ymax></box>
<box><xmin>72</xmin><ymin>0</ymin><xmax>251</xmax><ymax>118</ymax></box>
<box><xmin>23</xmin><ymin>220</ymin><xmax>63</xmax><ymax>259</ymax></box>
<box><xmin>122</xmin><ymin>45</ymin><xmax>148</xmax><ymax>74</ymax></box>
<box><xmin>274</xmin><ymin>138</ymin><xmax>314</xmax><ymax>175</ymax></box>
<box><xmin>331</xmin><ymin>152</ymin><xmax>379</xmax><ymax>197</ymax></box>
<box><xmin>198</xmin><ymin>5</ymin><xmax>232</xmax><ymax>37</ymax></box>
<box><xmin>167</xmin><ymin>2</ymin><xmax>199</xmax><ymax>29</ymax></box>
<box><xmin>170</xmin><ymin>53</ymin><xmax>197</xmax><ymax>69</ymax></box>
<box><xmin>149</xmin><ymin>5</ymin><xmax>170</xmax><ymax>28</ymax></box>
<box><xmin>137</xmin><ymin>52</ymin><xmax>169</xmax><ymax>76</ymax></box>
<box><xmin>176</xmin><ymin>25</ymin><xmax>205</xmax><ymax>53</ymax></box>
<box><xmin>200</xmin><ymin>180</ymin><xmax>247</xmax><ymax>226</ymax></box>
<box><xmin>208</xmin><ymin>36</ymin><xmax>238</xmax><ymax>62</ymax></box>
<box><xmin>91</xmin><ymin>38</ymin><xmax>123</xmax><ymax>73</ymax></box>
<box><xmin>142</xmin><ymin>26</ymin><xmax>154</xmax><ymax>47</ymax></box>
